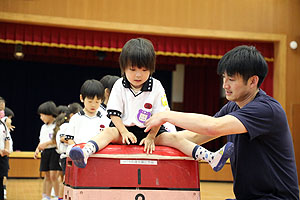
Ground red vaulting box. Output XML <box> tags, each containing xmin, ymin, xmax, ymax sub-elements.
<box><xmin>64</xmin><ymin>144</ymin><xmax>200</xmax><ymax>200</ymax></box>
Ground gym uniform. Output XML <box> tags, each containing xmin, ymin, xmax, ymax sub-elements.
<box><xmin>65</xmin><ymin>110</ymin><xmax>111</xmax><ymax>144</ymax></box>
<box><xmin>55</xmin><ymin>122</ymin><xmax>69</xmax><ymax>174</ymax></box>
<box><xmin>107</xmin><ymin>76</ymin><xmax>170</xmax><ymax>143</ymax></box>
<box><xmin>39</xmin><ymin>123</ymin><xmax>61</xmax><ymax>171</ymax></box>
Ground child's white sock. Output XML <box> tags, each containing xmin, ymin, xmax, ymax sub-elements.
<box><xmin>82</xmin><ymin>140</ymin><xmax>99</xmax><ymax>156</ymax></box>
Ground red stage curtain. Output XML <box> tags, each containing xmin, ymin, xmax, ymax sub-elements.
<box><xmin>0</xmin><ymin>22</ymin><xmax>274</xmax><ymax>61</ymax></box>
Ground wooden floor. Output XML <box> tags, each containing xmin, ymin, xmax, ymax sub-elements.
<box><xmin>6</xmin><ymin>178</ymin><xmax>235</xmax><ymax>200</ymax></box>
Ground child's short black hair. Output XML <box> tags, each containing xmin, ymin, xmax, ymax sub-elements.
<box><xmin>119</xmin><ymin>38</ymin><xmax>156</xmax><ymax>76</ymax></box>
<box><xmin>80</xmin><ymin>79</ymin><xmax>104</xmax><ymax>100</ymax></box>
<box><xmin>37</xmin><ymin>101</ymin><xmax>58</xmax><ymax>117</ymax></box>
<box><xmin>100</xmin><ymin>75</ymin><xmax>120</xmax><ymax>92</ymax></box>
<box><xmin>5</xmin><ymin>107</ymin><xmax>14</xmax><ymax>118</ymax></box>
<box><xmin>217</xmin><ymin>45</ymin><xmax>268</xmax><ymax>87</ymax></box>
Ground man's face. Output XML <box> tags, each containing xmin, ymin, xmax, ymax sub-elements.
<box><xmin>222</xmin><ymin>73</ymin><xmax>253</xmax><ymax>104</ymax></box>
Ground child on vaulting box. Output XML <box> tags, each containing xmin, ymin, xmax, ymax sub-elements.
<box><xmin>69</xmin><ymin>38</ymin><xmax>234</xmax><ymax>172</ymax></box>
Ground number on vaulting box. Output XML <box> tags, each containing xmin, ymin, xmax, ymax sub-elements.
<box><xmin>64</xmin><ymin>144</ymin><xmax>201</xmax><ymax>200</ymax></box>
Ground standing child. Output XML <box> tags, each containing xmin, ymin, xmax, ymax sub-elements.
<box><xmin>69</xmin><ymin>38</ymin><xmax>234</xmax><ymax>171</ymax></box>
<box><xmin>2</xmin><ymin>107</ymin><xmax>14</xmax><ymax>199</ymax></box>
<box><xmin>34</xmin><ymin>101</ymin><xmax>61</xmax><ymax>200</ymax></box>
<box><xmin>0</xmin><ymin>97</ymin><xmax>10</xmax><ymax>200</ymax></box>
<box><xmin>99</xmin><ymin>75</ymin><xmax>120</xmax><ymax>109</ymax></box>
<box><xmin>65</xmin><ymin>79</ymin><xmax>111</xmax><ymax>150</ymax></box>
<box><xmin>53</xmin><ymin>103</ymin><xmax>82</xmax><ymax>200</ymax></box>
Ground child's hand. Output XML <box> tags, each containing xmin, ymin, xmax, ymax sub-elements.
<box><xmin>139</xmin><ymin>135</ymin><xmax>155</xmax><ymax>154</ymax></box>
<box><xmin>120</xmin><ymin>131</ymin><xmax>137</xmax><ymax>145</ymax></box>
<box><xmin>0</xmin><ymin>149</ymin><xmax>9</xmax><ymax>157</ymax></box>
<box><xmin>34</xmin><ymin>148</ymin><xmax>39</xmax><ymax>159</ymax></box>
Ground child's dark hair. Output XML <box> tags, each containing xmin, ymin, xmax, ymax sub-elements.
<box><xmin>119</xmin><ymin>38</ymin><xmax>156</xmax><ymax>76</ymax></box>
<box><xmin>57</xmin><ymin>105</ymin><xmax>68</xmax><ymax>115</ymax></box>
<box><xmin>68</xmin><ymin>102</ymin><xmax>83</xmax><ymax>114</ymax></box>
<box><xmin>37</xmin><ymin>101</ymin><xmax>58</xmax><ymax>117</ymax></box>
<box><xmin>100</xmin><ymin>75</ymin><xmax>120</xmax><ymax>92</ymax></box>
<box><xmin>52</xmin><ymin>112</ymin><xmax>68</xmax><ymax>143</ymax></box>
<box><xmin>217</xmin><ymin>45</ymin><xmax>268</xmax><ymax>88</ymax></box>
<box><xmin>5</xmin><ymin>107</ymin><xmax>14</xmax><ymax>118</ymax></box>
<box><xmin>80</xmin><ymin>79</ymin><xmax>104</xmax><ymax>100</ymax></box>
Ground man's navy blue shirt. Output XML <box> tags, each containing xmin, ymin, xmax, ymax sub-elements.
<box><xmin>215</xmin><ymin>90</ymin><xmax>299</xmax><ymax>200</ymax></box>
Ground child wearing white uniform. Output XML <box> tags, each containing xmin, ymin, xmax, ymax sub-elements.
<box><xmin>34</xmin><ymin>101</ymin><xmax>61</xmax><ymax>200</ymax></box>
<box><xmin>53</xmin><ymin>103</ymin><xmax>82</xmax><ymax>200</ymax></box>
<box><xmin>69</xmin><ymin>38</ymin><xmax>233</xmax><ymax>172</ymax></box>
<box><xmin>0</xmin><ymin>97</ymin><xmax>10</xmax><ymax>200</ymax></box>
<box><xmin>65</xmin><ymin>79</ymin><xmax>111</xmax><ymax>150</ymax></box>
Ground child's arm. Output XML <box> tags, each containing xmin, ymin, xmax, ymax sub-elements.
<box><xmin>34</xmin><ymin>140</ymin><xmax>55</xmax><ymax>159</ymax></box>
<box><xmin>139</xmin><ymin>126</ymin><xmax>160</xmax><ymax>154</ymax></box>
<box><xmin>111</xmin><ymin>115</ymin><xmax>137</xmax><ymax>144</ymax></box>
<box><xmin>0</xmin><ymin>139</ymin><xmax>10</xmax><ymax>157</ymax></box>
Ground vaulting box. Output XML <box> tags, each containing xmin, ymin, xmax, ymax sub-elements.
<box><xmin>64</xmin><ymin>144</ymin><xmax>200</xmax><ymax>200</ymax></box>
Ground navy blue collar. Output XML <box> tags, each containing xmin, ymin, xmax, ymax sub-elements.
<box><xmin>122</xmin><ymin>76</ymin><xmax>153</xmax><ymax>92</ymax></box>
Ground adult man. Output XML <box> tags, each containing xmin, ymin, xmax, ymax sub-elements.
<box><xmin>145</xmin><ymin>45</ymin><xmax>299</xmax><ymax>200</ymax></box>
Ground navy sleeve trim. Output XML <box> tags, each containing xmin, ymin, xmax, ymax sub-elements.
<box><xmin>107</xmin><ymin>109</ymin><xmax>122</xmax><ymax>119</ymax></box>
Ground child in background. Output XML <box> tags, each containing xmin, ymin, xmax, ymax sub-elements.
<box><xmin>99</xmin><ymin>75</ymin><xmax>120</xmax><ymax>113</ymax></box>
<box><xmin>57</xmin><ymin>105</ymin><xmax>68</xmax><ymax>115</ymax></box>
<box><xmin>69</xmin><ymin>38</ymin><xmax>233</xmax><ymax>171</ymax></box>
<box><xmin>34</xmin><ymin>101</ymin><xmax>61</xmax><ymax>200</ymax></box>
<box><xmin>65</xmin><ymin>79</ymin><xmax>111</xmax><ymax>151</ymax></box>
<box><xmin>2</xmin><ymin>107</ymin><xmax>14</xmax><ymax>199</ymax></box>
<box><xmin>53</xmin><ymin>103</ymin><xmax>82</xmax><ymax>200</ymax></box>
<box><xmin>0</xmin><ymin>97</ymin><xmax>10</xmax><ymax>200</ymax></box>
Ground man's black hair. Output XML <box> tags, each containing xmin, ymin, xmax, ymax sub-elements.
<box><xmin>217</xmin><ymin>45</ymin><xmax>268</xmax><ymax>87</ymax></box>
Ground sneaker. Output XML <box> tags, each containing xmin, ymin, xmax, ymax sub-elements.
<box><xmin>211</xmin><ymin>142</ymin><xmax>234</xmax><ymax>172</ymax></box>
<box><xmin>69</xmin><ymin>146</ymin><xmax>88</xmax><ymax>168</ymax></box>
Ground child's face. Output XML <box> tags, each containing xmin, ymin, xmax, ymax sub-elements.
<box><xmin>40</xmin><ymin>114</ymin><xmax>54</xmax><ymax>124</ymax></box>
<box><xmin>81</xmin><ymin>96</ymin><xmax>101</xmax><ymax>116</ymax></box>
<box><xmin>125</xmin><ymin>66</ymin><xmax>150</xmax><ymax>89</ymax></box>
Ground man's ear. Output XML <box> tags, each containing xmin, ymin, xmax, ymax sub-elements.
<box><xmin>79</xmin><ymin>94</ymin><xmax>84</xmax><ymax>103</ymax></box>
<box><xmin>250</xmin><ymin>75</ymin><xmax>259</xmax><ymax>88</ymax></box>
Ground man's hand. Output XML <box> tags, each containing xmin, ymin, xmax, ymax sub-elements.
<box><xmin>144</xmin><ymin>112</ymin><xmax>166</xmax><ymax>132</ymax></box>
<box><xmin>139</xmin><ymin>134</ymin><xmax>155</xmax><ymax>154</ymax></box>
<box><xmin>120</xmin><ymin>131</ymin><xmax>137</xmax><ymax>145</ymax></box>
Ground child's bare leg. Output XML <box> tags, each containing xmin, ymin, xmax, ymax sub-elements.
<box><xmin>174</xmin><ymin>130</ymin><xmax>216</xmax><ymax>145</ymax></box>
<box><xmin>155</xmin><ymin>132</ymin><xmax>196</xmax><ymax>156</ymax></box>
<box><xmin>155</xmin><ymin>131</ymin><xmax>234</xmax><ymax>172</ymax></box>
<box><xmin>69</xmin><ymin>127</ymin><xmax>121</xmax><ymax>168</ymax></box>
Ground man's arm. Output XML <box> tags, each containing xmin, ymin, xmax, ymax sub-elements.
<box><xmin>145</xmin><ymin>110</ymin><xmax>247</xmax><ymax>137</ymax></box>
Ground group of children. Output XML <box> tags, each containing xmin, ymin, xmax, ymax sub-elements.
<box><xmin>3</xmin><ymin>38</ymin><xmax>234</xmax><ymax>200</ymax></box>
